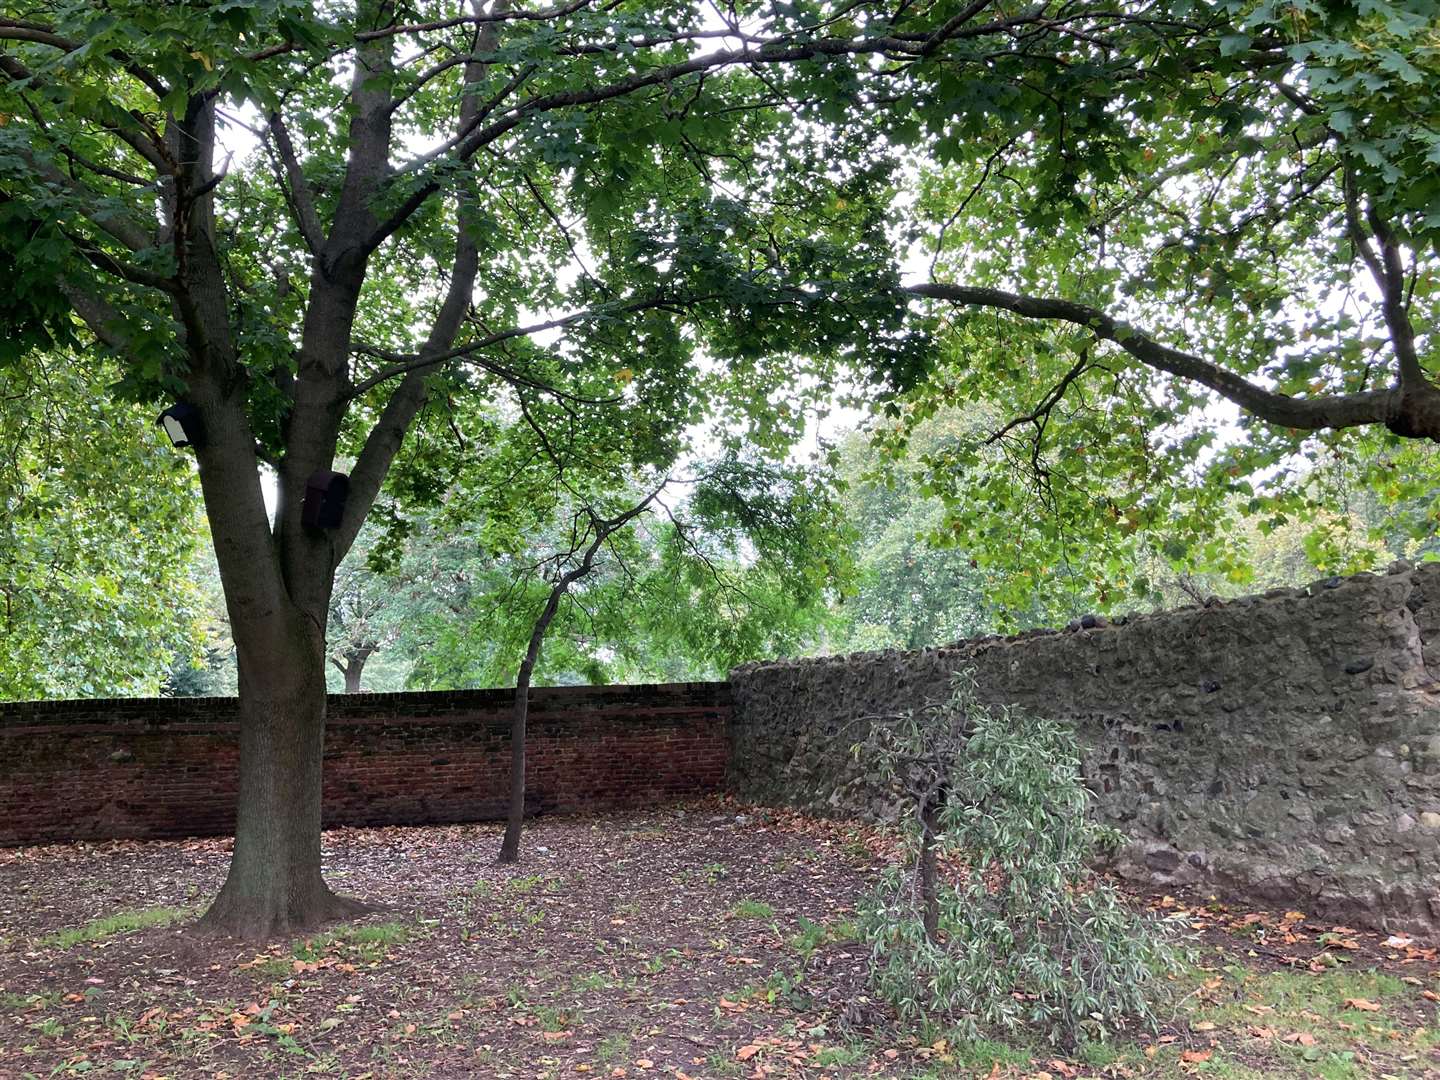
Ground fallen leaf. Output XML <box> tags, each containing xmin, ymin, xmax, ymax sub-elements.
<box><xmin>1344</xmin><ymin>998</ymin><xmax>1382</xmax><ymax>1012</ymax></box>
<box><xmin>736</xmin><ymin>1045</ymin><xmax>761</xmax><ymax>1061</ymax></box>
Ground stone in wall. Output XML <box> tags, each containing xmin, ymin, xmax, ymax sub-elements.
<box><xmin>728</xmin><ymin>564</ymin><xmax>1440</xmax><ymax>931</ymax></box>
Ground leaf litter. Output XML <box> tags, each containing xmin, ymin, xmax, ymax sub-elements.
<box><xmin>1</xmin><ymin>799</ymin><xmax>1438</xmax><ymax>1078</ymax></box>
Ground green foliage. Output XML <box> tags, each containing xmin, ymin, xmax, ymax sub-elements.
<box><xmin>855</xmin><ymin>674</ymin><xmax>1181</xmax><ymax>1047</ymax></box>
<box><xmin>1</xmin><ymin>0</ymin><xmax>1436</xmax><ymax>713</ymax></box>
<box><xmin>388</xmin><ymin>455</ymin><xmax>845</xmax><ymax>689</ymax></box>
<box><xmin>830</xmin><ymin>407</ymin><xmax>1074</xmax><ymax>648</ymax></box>
<box><xmin>895</xmin><ymin>0</ymin><xmax>1440</xmax><ymax>613</ymax></box>
<box><xmin>0</xmin><ymin>355</ymin><xmax>205</xmax><ymax>701</ymax></box>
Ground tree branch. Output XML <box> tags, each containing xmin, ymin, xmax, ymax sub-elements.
<box><xmin>364</xmin><ymin>13</ymin><xmax>1031</xmax><ymax>249</ymax></box>
<box><xmin>267</xmin><ymin>112</ymin><xmax>325</xmax><ymax>253</ymax></box>
<box><xmin>333</xmin><ymin>1</ymin><xmax>503</xmax><ymax>564</ymax></box>
<box><xmin>904</xmin><ymin>282</ymin><xmax>1410</xmax><ymax>435</ymax></box>
<box><xmin>346</xmin><ymin>302</ymin><xmax>660</xmax><ymax>399</ymax></box>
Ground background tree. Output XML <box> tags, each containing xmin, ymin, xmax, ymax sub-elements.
<box><xmin>324</xmin><ymin>523</ymin><xmax>414</xmax><ymax>692</ymax></box>
<box><xmin>0</xmin><ymin>355</ymin><xmax>204</xmax><ymax>700</ymax></box>
<box><xmin>497</xmin><ymin>484</ymin><xmax>662</xmax><ymax>864</ymax></box>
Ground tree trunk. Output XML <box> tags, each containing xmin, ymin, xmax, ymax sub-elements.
<box><xmin>919</xmin><ymin>797</ymin><xmax>940</xmax><ymax>944</ymax></box>
<box><xmin>497</xmin><ymin>671</ymin><xmax>531</xmax><ymax>864</ymax></box>
<box><xmin>495</xmin><ymin>496</ymin><xmax>657</xmax><ymax>863</ymax></box>
<box><xmin>198</xmin><ymin>621</ymin><xmax>369</xmax><ymax>938</ymax></box>
<box><xmin>341</xmin><ymin>645</ymin><xmax>375</xmax><ymax>693</ymax></box>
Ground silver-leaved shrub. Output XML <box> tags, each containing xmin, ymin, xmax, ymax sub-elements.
<box><xmin>854</xmin><ymin>672</ymin><xmax>1181</xmax><ymax>1047</ymax></box>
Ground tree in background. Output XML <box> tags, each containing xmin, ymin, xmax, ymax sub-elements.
<box><xmin>497</xmin><ymin>484</ymin><xmax>663</xmax><ymax>864</ymax></box>
<box><xmin>832</xmin><ymin>405</ymin><xmax>1431</xmax><ymax>645</ymax></box>
<box><xmin>828</xmin><ymin>409</ymin><xmax>1060</xmax><ymax>652</ymax></box>
<box><xmin>0</xmin><ymin>357</ymin><xmax>203</xmax><ymax>700</ymax></box>
<box><xmin>398</xmin><ymin>454</ymin><xmax>846</xmax><ymax>688</ymax></box>
<box><xmin>325</xmin><ymin>523</ymin><xmax>411</xmax><ymax>692</ymax></box>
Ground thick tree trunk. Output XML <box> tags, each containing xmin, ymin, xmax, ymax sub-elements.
<box><xmin>340</xmin><ymin>645</ymin><xmax>375</xmax><ymax>693</ymax></box>
<box><xmin>198</xmin><ymin>623</ymin><xmax>369</xmax><ymax>938</ymax></box>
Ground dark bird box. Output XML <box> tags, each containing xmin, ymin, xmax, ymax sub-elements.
<box><xmin>302</xmin><ymin>470</ymin><xmax>350</xmax><ymax>530</ymax></box>
<box><xmin>156</xmin><ymin>402</ymin><xmax>205</xmax><ymax>449</ymax></box>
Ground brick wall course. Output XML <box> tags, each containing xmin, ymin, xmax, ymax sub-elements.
<box><xmin>0</xmin><ymin>682</ymin><xmax>730</xmax><ymax>846</ymax></box>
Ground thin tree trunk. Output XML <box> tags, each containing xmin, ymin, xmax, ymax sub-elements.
<box><xmin>497</xmin><ymin>644</ymin><xmax>541</xmax><ymax>864</ymax></box>
<box><xmin>496</xmin><ymin>495</ymin><xmax>659</xmax><ymax>863</ymax></box>
<box><xmin>199</xmin><ymin>622</ymin><xmax>370</xmax><ymax>938</ymax></box>
<box><xmin>919</xmin><ymin>797</ymin><xmax>940</xmax><ymax>943</ymax></box>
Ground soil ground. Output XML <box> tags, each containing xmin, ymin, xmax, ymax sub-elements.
<box><xmin>2</xmin><ymin>799</ymin><xmax>1438</xmax><ymax>1079</ymax></box>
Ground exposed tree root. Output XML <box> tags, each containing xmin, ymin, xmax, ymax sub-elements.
<box><xmin>195</xmin><ymin>880</ymin><xmax>376</xmax><ymax>942</ymax></box>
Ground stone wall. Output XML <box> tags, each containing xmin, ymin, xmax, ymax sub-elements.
<box><xmin>0</xmin><ymin>683</ymin><xmax>730</xmax><ymax>846</ymax></box>
<box><xmin>729</xmin><ymin>564</ymin><xmax>1440</xmax><ymax>930</ymax></box>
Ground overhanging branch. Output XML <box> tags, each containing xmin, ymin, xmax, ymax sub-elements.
<box><xmin>904</xmin><ymin>281</ymin><xmax>1416</xmax><ymax>436</ymax></box>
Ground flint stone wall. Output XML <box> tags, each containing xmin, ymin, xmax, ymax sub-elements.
<box><xmin>729</xmin><ymin>563</ymin><xmax>1440</xmax><ymax>930</ymax></box>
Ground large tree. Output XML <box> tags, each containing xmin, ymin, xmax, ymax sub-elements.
<box><xmin>2</xmin><ymin>0</ymin><xmax>1434</xmax><ymax>936</ymax></box>
<box><xmin>0</xmin><ymin>0</ymin><xmax>913</xmax><ymax>936</ymax></box>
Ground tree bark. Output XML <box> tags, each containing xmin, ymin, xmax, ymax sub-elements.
<box><xmin>918</xmin><ymin>797</ymin><xmax>941</xmax><ymax>944</ymax></box>
<box><xmin>333</xmin><ymin>644</ymin><xmax>376</xmax><ymax>693</ymax></box>
<box><xmin>497</xmin><ymin>650</ymin><xmax>538</xmax><ymax>864</ymax></box>
<box><xmin>198</xmin><ymin>617</ymin><xmax>370</xmax><ymax>938</ymax></box>
<box><xmin>343</xmin><ymin>656</ymin><xmax>365</xmax><ymax>694</ymax></box>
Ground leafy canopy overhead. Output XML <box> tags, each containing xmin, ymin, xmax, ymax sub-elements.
<box><xmin>0</xmin><ymin>0</ymin><xmax>1435</xmax><ymax>636</ymax></box>
<box><xmin>879</xmin><ymin>0</ymin><xmax>1440</xmax><ymax>609</ymax></box>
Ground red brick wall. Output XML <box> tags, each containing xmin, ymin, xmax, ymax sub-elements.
<box><xmin>0</xmin><ymin>683</ymin><xmax>731</xmax><ymax>846</ymax></box>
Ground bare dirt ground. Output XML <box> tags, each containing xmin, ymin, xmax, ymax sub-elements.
<box><xmin>2</xmin><ymin>799</ymin><xmax>1439</xmax><ymax>1080</ymax></box>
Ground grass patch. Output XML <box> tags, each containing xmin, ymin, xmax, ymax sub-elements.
<box><xmin>728</xmin><ymin>899</ymin><xmax>775</xmax><ymax>919</ymax></box>
<box><xmin>596</xmin><ymin>1032</ymin><xmax>632</xmax><ymax>1064</ymax></box>
<box><xmin>294</xmin><ymin>920</ymin><xmax>412</xmax><ymax>963</ymax></box>
<box><xmin>1195</xmin><ymin>965</ymin><xmax>1410</xmax><ymax>1035</ymax></box>
<box><xmin>789</xmin><ymin>915</ymin><xmax>856</xmax><ymax>960</ymax></box>
<box><xmin>813</xmin><ymin>1042</ymin><xmax>867</xmax><ymax>1066</ymax></box>
<box><xmin>38</xmin><ymin>905</ymin><xmax>192</xmax><ymax>949</ymax></box>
